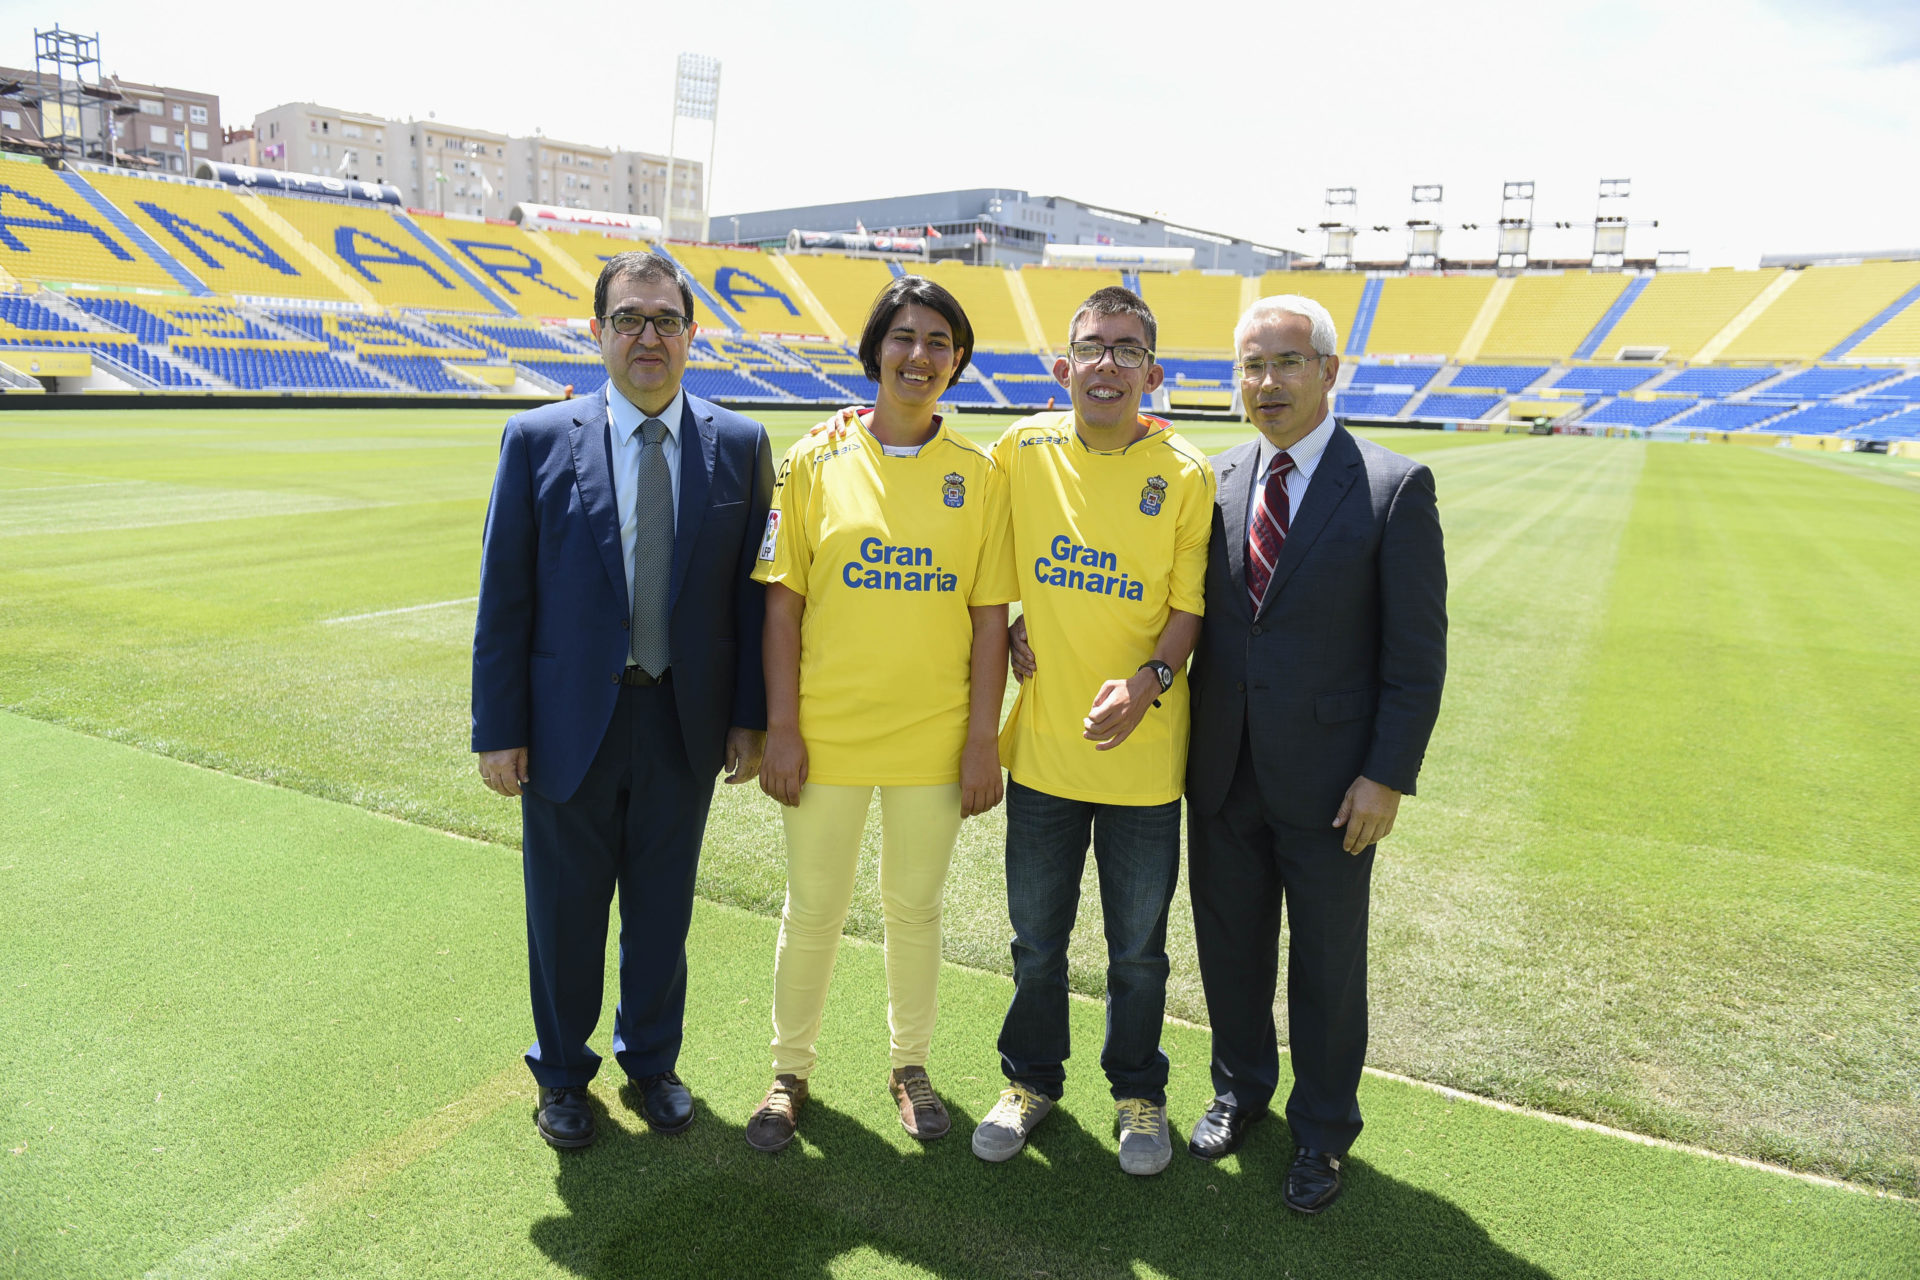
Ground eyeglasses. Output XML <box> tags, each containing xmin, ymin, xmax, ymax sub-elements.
<box><xmin>602</xmin><ymin>311</ymin><xmax>689</xmax><ymax>338</ymax></box>
<box><xmin>1237</xmin><ymin>353</ymin><xmax>1326</xmax><ymax>380</ymax></box>
<box><xmin>1068</xmin><ymin>341</ymin><xmax>1153</xmax><ymax>369</ymax></box>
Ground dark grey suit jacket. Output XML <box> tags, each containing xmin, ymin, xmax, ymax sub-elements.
<box><xmin>1186</xmin><ymin>424</ymin><xmax>1446</xmax><ymax>827</ymax></box>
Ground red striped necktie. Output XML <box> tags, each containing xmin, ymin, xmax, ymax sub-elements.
<box><xmin>1246</xmin><ymin>450</ymin><xmax>1295</xmax><ymax>613</ymax></box>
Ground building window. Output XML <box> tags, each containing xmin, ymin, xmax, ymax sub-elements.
<box><xmin>168</xmin><ymin>154</ymin><xmax>182</xmax><ymax>171</ymax></box>
<box><xmin>0</xmin><ymin>109</ymin><xmax>18</xmax><ymax>129</ymax></box>
<box><xmin>342</xmin><ymin>123</ymin><xmax>361</xmax><ymax>139</ymax></box>
<box><xmin>189</xmin><ymin>105</ymin><xmax>208</xmax><ymax>124</ymax></box>
<box><xmin>140</xmin><ymin>99</ymin><xmax>162</xmax><ymax>116</ymax></box>
<box><xmin>150</xmin><ymin>125</ymin><xmax>167</xmax><ymax>144</ymax></box>
<box><xmin>190</xmin><ymin>131</ymin><xmax>208</xmax><ymax>149</ymax></box>
<box><xmin>171</xmin><ymin>104</ymin><xmax>184</xmax><ymax>121</ymax></box>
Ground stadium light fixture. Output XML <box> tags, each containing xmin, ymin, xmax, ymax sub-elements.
<box><xmin>1593</xmin><ymin>177</ymin><xmax>1631</xmax><ymax>270</ymax></box>
<box><xmin>665</xmin><ymin>52</ymin><xmax>722</xmax><ymax>241</ymax></box>
<box><xmin>1406</xmin><ymin>184</ymin><xmax>1443</xmax><ymax>270</ymax></box>
<box><xmin>1321</xmin><ymin>187</ymin><xmax>1357</xmax><ymax>270</ymax></box>
<box><xmin>1497</xmin><ymin>180</ymin><xmax>1535</xmax><ymax>274</ymax></box>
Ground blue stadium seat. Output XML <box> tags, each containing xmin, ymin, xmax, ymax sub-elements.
<box><xmin>1583</xmin><ymin>398</ymin><xmax>1697</xmax><ymax>427</ymax></box>
<box><xmin>1760</xmin><ymin>367</ymin><xmax>1904</xmax><ymax>399</ymax></box>
<box><xmin>1335</xmin><ymin>392</ymin><xmax>1410</xmax><ymax>417</ymax></box>
<box><xmin>1759</xmin><ymin>404</ymin><xmax>1895</xmax><ymax>435</ymax></box>
<box><xmin>1346</xmin><ymin>363</ymin><xmax>1441</xmax><ymax>390</ymax></box>
<box><xmin>1417</xmin><ymin>392</ymin><xmax>1502</xmax><ymax>420</ymax></box>
<box><xmin>1553</xmin><ymin>367</ymin><xmax>1661</xmax><ymax>393</ymax></box>
<box><xmin>1448</xmin><ymin>364</ymin><xmax>1548</xmax><ymax>391</ymax></box>
<box><xmin>1660</xmin><ymin>367</ymin><xmax>1777</xmax><ymax>396</ymax></box>
<box><xmin>1679</xmin><ymin>401</ymin><xmax>1791</xmax><ymax>431</ymax></box>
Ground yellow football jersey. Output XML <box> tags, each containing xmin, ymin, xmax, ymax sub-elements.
<box><xmin>993</xmin><ymin>411</ymin><xmax>1214</xmax><ymax>805</ymax></box>
<box><xmin>754</xmin><ymin>408</ymin><xmax>1017</xmax><ymax>786</ymax></box>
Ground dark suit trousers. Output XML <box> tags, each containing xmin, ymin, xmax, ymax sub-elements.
<box><xmin>519</xmin><ymin>681</ymin><xmax>714</xmax><ymax>1089</ymax></box>
<box><xmin>1188</xmin><ymin>731</ymin><xmax>1374</xmax><ymax>1154</ymax></box>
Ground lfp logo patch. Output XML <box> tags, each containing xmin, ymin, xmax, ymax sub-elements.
<box><xmin>942</xmin><ymin>472</ymin><xmax>966</xmax><ymax>508</ymax></box>
<box><xmin>758</xmin><ymin>510</ymin><xmax>781</xmax><ymax>561</ymax></box>
<box><xmin>1139</xmin><ymin>475</ymin><xmax>1168</xmax><ymax>516</ymax></box>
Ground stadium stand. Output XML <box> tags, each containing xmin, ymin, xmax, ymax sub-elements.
<box><xmin>516</xmin><ymin>357</ymin><xmax>607</xmax><ymax>396</ymax></box>
<box><xmin>69</xmin><ymin>295</ymin><xmax>277</xmax><ymax>343</ymax></box>
<box><xmin>1721</xmin><ymin>261</ymin><xmax>1920</xmax><ymax>362</ymax></box>
<box><xmin>1757</xmin><ymin>366</ymin><xmax>1904</xmax><ymax>399</ymax></box>
<box><xmin>1141</xmin><ymin>271</ymin><xmax>1242</xmax><ymax>352</ymax></box>
<box><xmin>0</xmin><ymin>156</ymin><xmax>184</xmax><ymax>290</ymax></box>
<box><xmin>1860</xmin><ymin>374</ymin><xmax>1920</xmax><ymax>403</ymax></box>
<box><xmin>79</xmin><ymin>169</ymin><xmax>351</xmax><ymax>303</ymax></box>
<box><xmin>1859</xmin><ymin>407</ymin><xmax>1920</xmax><ymax>437</ymax></box>
<box><xmin>1365</xmin><ymin>276</ymin><xmax>1494</xmax><ymax>358</ymax></box>
<box><xmin>1416</xmin><ymin>391</ymin><xmax>1503</xmax><ymax>420</ymax></box>
<box><xmin>1346</xmin><ymin>362</ymin><xmax>1441</xmax><ymax>390</ymax></box>
<box><xmin>1478</xmin><ymin>272</ymin><xmax>1631</xmax><ymax>360</ymax></box>
<box><xmin>1582</xmin><ymin>397</ymin><xmax>1697</xmax><ymax>427</ymax></box>
<box><xmin>1336</xmin><ymin>392</ymin><xmax>1412</xmax><ymax>417</ymax></box>
<box><xmin>173</xmin><ymin>344</ymin><xmax>391</xmax><ymax>391</ymax></box>
<box><xmin>1679</xmin><ymin>401</ymin><xmax>1790</xmax><ymax>431</ymax></box>
<box><xmin>1022</xmin><ymin>266</ymin><xmax>1123</xmax><ymax>349</ymax></box>
<box><xmin>1259</xmin><ymin>272</ymin><xmax>1367</xmax><ymax>350</ymax></box>
<box><xmin>1847</xmin><ymin>286</ymin><xmax>1920</xmax><ymax>361</ymax></box>
<box><xmin>671</xmin><ymin>245</ymin><xmax>836</xmax><ymax>337</ymax></box>
<box><xmin>783</xmin><ymin>254</ymin><xmax>896</xmax><ymax>340</ymax></box>
<box><xmin>362</xmin><ymin>354</ymin><xmax>488</xmax><ymax>393</ymax></box>
<box><xmin>1449</xmin><ymin>364</ymin><xmax>1549</xmax><ymax>391</ymax></box>
<box><xmin>1553</xmin><ymin>366</ymin><xmax>1661</xmax><ymax>393</ymax></box>
<box><xmin>924</xmin><ymin>261</ymin><xmax>1033</xmax><ymax>350</ymax></box>
<box><xmin>532</xmin><ymin>227</ymin><xmax>647</xmax><ymax>281</ymax></box>
<box><xmin>1660</xmin><ymin>366</ymin><xmax>1777</xmax><ymax>396</ymax></box>
<box><xmin>257</xmin><ymin>193</ymin><xmax>503</xmax><ymax>313</ymax></box>
<box><xmin>408</xmin><ymin>215</ymin><xmax>593</xmax><ymax>318</ymax></box>
<box><xmin>1759</xmin><ymin>403</ymin><xmax>1896</xmax><ymax>435</ymax></box>
<box><xmin>0</xmin><ymin>294</ymin><xmax>87</xmax><ymax>335</ymax></box>
<box><xmin>1602</xmin><ymin>268</ymin><xmax>1784</xmax><ymax>361</ymax></box>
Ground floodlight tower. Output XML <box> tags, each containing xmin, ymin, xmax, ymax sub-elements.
<box><xmin>1592</xmin><ymin>177</ymin><xmax>1630</xmax><ymax>270</ymax></box>
<box><xmin>1406</xmin><ymin>184</ymin><xmax>1443</xmax><ymax>270</ymax></box>
<box><xmin>1320</xmin><ymin>187</ymin><xmax>1357</xmax><ymax>270</ymax></box>
<box><xmin>33</xmin><ymin>25</ymin><xmax>105</xmax><ymax>165</ymax></box>
<box><xmin>1496</xmin><ymin>180</ymin><xmax>1535</xmax><ymax>274</ymax></box>
<box><xmin>664</xmin><ymin>53</ymin><xmax>721</xmax><ymax>242</ymax></box>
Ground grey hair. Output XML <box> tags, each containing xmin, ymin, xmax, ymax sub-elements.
<box><xmin>1235</xmin><ymin>294</ymin><xmax>1339</xmax><ymax>357</ymax></box>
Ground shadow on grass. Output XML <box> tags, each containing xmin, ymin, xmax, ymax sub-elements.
<box><xmin>529</xmin><ymin>1088</ymin><xmax>1551</xmax><ymax>1280</ymax></box>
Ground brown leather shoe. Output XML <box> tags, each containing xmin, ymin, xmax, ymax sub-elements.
<box><xmin>746</xmin><ymin>1074</ymin><xmax>807</xmax><ymax>1153</ymax></box>
<box><xmin>887</xmin><ymin>1066</ymin><xmax>950</xmax><ymax>1141</ymax></box>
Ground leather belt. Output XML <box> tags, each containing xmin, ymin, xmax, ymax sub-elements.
<box><xmin>621</xmin><ymin>666</ymin><xmax>670</xmax><ymax>687</ymax></box>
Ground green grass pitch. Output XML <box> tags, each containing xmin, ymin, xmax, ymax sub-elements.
<box><xmin>1</xmin><ymin>406</ymin><xmax>1916</xmax><ymax>1277</ymax></box>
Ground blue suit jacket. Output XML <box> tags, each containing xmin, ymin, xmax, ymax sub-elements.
<box><xmin>471</xmin><ymin>390</ymin><xmax>774</xmax><ymax>803</ymax></box>
<box><xmin>1187</xmin><ymin>424</ymin><xmax>1446</xmax><ymax>826</ymax></box>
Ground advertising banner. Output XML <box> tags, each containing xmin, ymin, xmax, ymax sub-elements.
<box><xmin>193</xmin><ymin>161</ymin><xmax>402</xmax><ymax>205</ymax></box>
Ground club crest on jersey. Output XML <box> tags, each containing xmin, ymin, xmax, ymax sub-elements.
<box><xmin>1139</xmin><ymin>475</ymin><xmax>1168</xmax><ymax>516</ymax></box>
<box><xmin>942</xmin><ymin>472</ymin><xmax>966</xmax><ymax>508</ymax></box>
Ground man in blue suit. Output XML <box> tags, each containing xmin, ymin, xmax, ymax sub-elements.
<box><xmin>1184</xmin><ymin>295</ymin><xmax>1446</xmax><ymax>1213</ymax></box>
<box><xmin>472</xmin><ymin>251</ymin><xmax>773</xmax><ymax>1149</ymax></box>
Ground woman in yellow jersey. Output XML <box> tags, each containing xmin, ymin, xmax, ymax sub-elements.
<box><xmin>746</xmin><ymin>276</ymin><xmax>1016</xmax><ymax>1152</ymax></box>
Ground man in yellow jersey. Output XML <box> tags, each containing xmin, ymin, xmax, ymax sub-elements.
<box><xmin>971</xmin><ymin>287</ymin><xmax>1215</xmax><ymax>1176</ymax></box>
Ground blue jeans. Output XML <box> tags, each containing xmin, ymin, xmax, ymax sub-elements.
<box><xmin>997</xmin><ymin>779</ymin><xmax>1183</xmax><ymax>1105</ymax></box>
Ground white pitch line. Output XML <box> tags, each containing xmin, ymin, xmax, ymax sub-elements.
<box><xmin>321</xmin><ymin>597</ymin><xmax>478</xmax><ymax>626</ymax></box>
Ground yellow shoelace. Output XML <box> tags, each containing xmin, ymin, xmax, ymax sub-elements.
<box><xmin>1116</xmin><ymin>1099</ymin><xmax>1161</xmax><ymax>1136</ymax></box>
<box><xmin>994</xmin><ymin>1084</ymin><xmax>1046</xmax><ymax>1125</ymax></box>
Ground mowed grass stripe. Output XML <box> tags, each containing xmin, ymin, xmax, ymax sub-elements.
<box><xmin>4</xmin><ymin>712</ymin><xmax>1915</xmax><ymax>1280</ymax></box>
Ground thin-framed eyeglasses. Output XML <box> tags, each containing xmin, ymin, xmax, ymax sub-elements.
<box><xmin>1237</xmin><ymin>353</ymin><xmax>1326</xmax><ymax>380</ymax></box>
<box><xmin>602</xmin><ymin>311</ymin><xmax>689</xmax><ymax>338</ymax></box>
<box><xmin>1068</xmin><ymin>340</ymin><xmax>1154</xmax><ymax>369</ymax></box>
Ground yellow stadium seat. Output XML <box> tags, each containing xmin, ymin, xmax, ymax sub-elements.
<box><xmin>1365</xmin><ymin>276</ymin><xmax>1495</xmax><ymax>358</ymax></box>
<box><xmin>1604</xmin><ymin>268</ymin><xmax>1782</xmax><ymax>362</ymax></box>
<box><xmin>409</xmin><ymin>215</ymin><xmax>594</xmax><ymax>320</ymax></box>
<box><xmin>1850</xmin><ymin>287</ymin><xmax>1920</xmax><ymax>360</ymax></box>
<box><xmin>0</xmin><ymin>158</ymin><xmax>182</xmax><ymax>290</ymax></box>
<box><xmin>1478</xmin><ymin>273</ymin><xmax>1631</xmax><ymax>360</ymax></box>
<box><xmin>80</xmin><ymin>171</ymin><xmax>350</xmax><ymax>303</ymax></box>
<box><xmin>1139</xmin><ymin>271</ymin><xmax>1240</xmax><ymax>353</ymax></box>
<box><xmin>1720</xmin><ymin>261</ymin><xmax>1920</xmax><ymax>362</ymax></box>
<box><xmin>1257</xmin><ymin>273</ymin><xmax>1368</xmax><ymax>350</ymax></box>
<box><xmin>258</xmin><ymin>194</ymin><xmax>502</xmax><ymax>313</ymax></box>
<box><xmin>1021</xmin><ymin>267</ymin><xmax>1123</xmax><ymax>350</ymax></box>
<box><xmin>671</xmin><ymin>245</ymin><xmax>835</xmax><ymax>338</ymax></box>
<box><xmin>923</xmin><ymin>261</ymin><xmax>1030</xmax><ymax>351</ymax></box>
<box><xmin>783</xmin><ymin>254</ymin><xmax>896</xmax><ymax>339</ymax></box>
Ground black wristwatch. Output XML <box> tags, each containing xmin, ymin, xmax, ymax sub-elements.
<box><xmin>1138</xmin><ymin>659</ymin><xmax>1174</xmax><ymax>704</ymax></box>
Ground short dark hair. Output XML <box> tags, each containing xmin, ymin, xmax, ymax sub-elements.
<box><xmin>857</xmin><ymin>275</ymin><xmax>975</xmax><ymax>388</ymax></box>
<box><xmin>594</xmin><ymin>250</ymin><xmax>695</xmax><ymax>325</ymax></box>
<box><xmin>1069</xmin><ymin>285</ymin><xmax>1157</xmax><ymax>351</ymax></box>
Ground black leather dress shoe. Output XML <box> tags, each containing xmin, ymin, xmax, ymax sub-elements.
<box><xmin>1187</xmin><ymin>1099</ymin><xmax>1263</xmax><ymax>1160</ymax></box>
<box><xmin>631</xmin><ymin>1070</ymin><xmax>694</xmax><ymax>1134</ymax></box>
<box><xmin>536</xmin><ymin>1086</ymin><xmax>595</xmax><ymax>1149</ymax></box>
<box><xmin>1284</xmin><ymin>1146</ymin><xmax>1344</xmax><ymax>1214</ymax></box>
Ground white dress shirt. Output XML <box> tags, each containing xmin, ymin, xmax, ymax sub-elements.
<box><xmin>1245</xmin><ymin>410</ymin><xmax>1337</xmax><ymax>538</ymax></box>
<box><xmin>607</xmin><ymin>383</ymin><xmax>685</xmax><ymax>602</ymax></box>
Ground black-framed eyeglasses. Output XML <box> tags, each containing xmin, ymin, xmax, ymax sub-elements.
<box><xmin>602</xmin><ymin>311</ymin><xmax>689</xmax><ymax>338</ymax></box>
<box><xmin>1237</xmin><ymin>353</ymin><xmax>1326</xmax><ymax>380</ymax></box>
<box><xmin>1068</xmin><ymin>341</ymin><xmax>1154</xmax><ymax>369</ymax></box>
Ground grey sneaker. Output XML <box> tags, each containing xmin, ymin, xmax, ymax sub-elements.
<box><xmin>1116</xmin><ymin>1098</ymin><xmax>1171</xmax><ymax>1175</ymax></box>
<box><xmin>971</xmin><ymin>1084</ymin><xmax>1054</xmax><ymax>1162</ymax></box>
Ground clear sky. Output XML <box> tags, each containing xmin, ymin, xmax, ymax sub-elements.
<box><xmin>17</xmin><ymin>0</ymin><xmax>1917</xmax><ymax>268</ymax></box>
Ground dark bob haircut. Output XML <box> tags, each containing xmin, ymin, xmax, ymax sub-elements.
<box><xmin>1070</xmin><ymin>284</ymin><xmax>1157</xmax><ymax>352</ymax></box>
<box><xmin>857</xmin><ymin>275</ymin><xmax>974</xmax><ymax>388</ymax></box>
<box><xmin>594</xmin><ymin>250</ymin><xmax>696</xmax><ymax>325</ymax></box>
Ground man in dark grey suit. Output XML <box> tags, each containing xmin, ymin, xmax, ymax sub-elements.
<box><xmin>1184</xmin><ymin>295</ymin><xmax>1446</xmax><ymax>1213</ymax></box>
